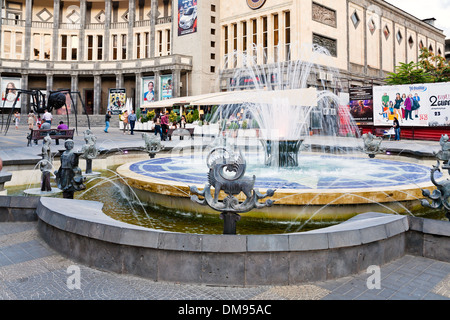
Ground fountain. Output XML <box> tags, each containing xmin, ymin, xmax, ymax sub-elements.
<box><xmin>116</xmin><ymin>45</ymin><xmax>438</xmax><ymax>222</ymax></box>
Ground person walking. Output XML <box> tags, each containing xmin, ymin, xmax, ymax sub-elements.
<box><xmin>161</xmin><ymin>111</ymin><xmax>169</xmax><ymax>141</ymax></box>
<box><xmin>122</xmin><ymin>110</ymin><xmax>129</xmax><ymax>134</ymax></box>
<box><xmin>153</xmin><ymin>113</ymin><xmax>162</xmax><ymax>139</ymax></box>
<box><xmin>393</xmin><ymin>116</ymin><xmax>401</xmax><ymax>141</ymax></box>
<box><xmin>14</xmin><ymin>111</ymin><xmax>20</xmax><ymax>130</ymax></box>
<box><xmin>104</xmin><ymin>110</ymin><xmax>111</xmax><ymax>133</ymax></box>
<box><xmin>128</xmin><ymin>109</ymin><xmax>137</xmax><ymax>135</ymax></box>
<box><xmin>42</xmin><ymin>109</ymin><xmax>52</xmax><ymax>125</ymax></box>
<box><xmin>27</xmin><ymin>113</ymin><xmax>35</xmax><ymax>130</ymax></box>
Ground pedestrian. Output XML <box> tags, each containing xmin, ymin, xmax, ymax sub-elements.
<box><xmin>104</xmin><ymin>110</ymin><xmax>111</xmax><ymax>133</ymax></box>
<box><xmin>122</xmin><ymin>110</ymin><xmax>129</xmax><ymax>134</ymax></box>
<box><xmin>27</xmin><ymin>113</ymin><xmax>35</xmax><ymax>130</ymax></box>
<box><xmin>14</xmin><ymin>111</ymin><xmax>20</xmax><ymax>130</ymax></box>
<box><xmin>36</xmin><ymin>115</ymin><xmax>42</xmax><ymax>128</ymax></box>
<box><xmin>393</xmin><ymin>116</ymin><xmax>401</xmax><ymax>141</ymax></box>
<box><xmin>57</xmin><ymin>121</ymin><xmax>68</xmax><ymax>130</ymax></box>
<box><xmin>128</xmin><ymin>109</ymin><xmax>137</xmax><ymax>135</ymax></box>
<box><xmin>42</xmin><ymin>109</ymin><xmax>52</xmax><ymax>125</ymax></box>
<box><xmin>161</xmin><ymin>111</ymin><xmax>169</xmax><ymax>141</ymax></box>
<box><xmin>153</xmin><ymin>113</ymin><xmax>162</xmax><ymax>139</ymax></box>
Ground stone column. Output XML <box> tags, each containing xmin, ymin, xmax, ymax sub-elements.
<box><xmin>128</xmin><ymin>0</ymin><xmax>135</xmax><ymax>60</ymax></box>
<box><xmin>115</xmin><ymin>73</ymin><xmax>124</xmax><ymax>88</ymax></box>
<box><xmin>46</xmin><ymin>74</ymin><xmax>54</xmax><ymax>95</ymax></box>
<box><xmin>135</xmin><ymin>73</ymin><xmax>142</xmax><ymax>109</ymax></box>
<box><xmin>154</xmin><ymin>70</ymin><xmax>160</xmax><ymax>101</ymax></box>
<box><xmin>172</xmin><ymin>69</ymin><xmax>181</xmax><ymax>98</ymax></box>
<box><xmin>70</xmin><ymin>75</ymin><xmax>79</xmax><ymax>114</ymax></box>
<box><xmin>21</xmin><ymin>74</ymin><xmax>29</xmax><ymax>114</ymax></box>
<box><xmin>94</xmin><ymin>75</ymin><xmax>102</xmax><ymax>115</ymax></box>
<box><xmin>79</xmin><ymin>0</ymin><xmax>86</xmax><ymax>61</ymax></box>
<box><xmin>52</xmin><ymin>0</ymin><xmax>61</xmax><ymax>62</ymax></box>
<box><xmin>104</xmin><ymin>0</ymin><xmax>112</xmax><ymax>61</ymax></box>
<box><xmin>150</xmin><ymin>0</ymin><xmax>158</xmax><ymax>58</ymax></box>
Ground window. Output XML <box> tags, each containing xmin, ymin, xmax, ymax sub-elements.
<box><xmin>4</xmin><ymin>31</ymin><xmax>11</xmax><ymax>58</ymax></box>
<box><xmin>351</xmin><ymin>11</ymin><xmax>360</xmax><ymax>28</ymax></box>
<box><xmin>71</xmin><ymin>35</ymin><xmax>78</xmax><ymax>60</ymax></box>
<box><xmin>285</xmin><ymin>11</ymin><xmax>291</xmax><ymax>61</ymax></box>
<box><xmin>136</xmin><ymin>33</ymin><xmax>141</xmax><ymax>59</ymax></box>
<box><xmin>112</xmin><ymin>35</ymin><xmax>118</xmax><ymax>60</ymax></box>
<box><xmin>242</xmin><ymin>21</ymin><xmax>247</xmax><ymax>55</ymax></box>
<box><xmin>262</xmin><ymin>16</ymin><xmax>268</xmax><ymax>64</ymax></box>
<box><xmin>33</xmin><ymin>33</ymin><xmax>40</xmax><ymax>60</ymax></box>
<box><xmin>121</xmin><ymin>34</ymin><xmax>127</xmax><ymax>59</ymax></box>
<box><xmin>61</xmin><ymin>35</ymin><xmax>67</xmax><ymax>60</ymax></box>
<box><xmin>97</xmin><ymin>35</ymin><xmax>103</xmax><ymax>60</ymax></box>
<box><xmin>233</xmin><ymin>24</ymin><xmax>237</xmax><ymax>67</ymax></box>
<box><xmin>252</xmin><ymin>19</ymin><xmax>258</xmax><ymax>59</ymax></box>
<box><xmin>396</xmin><ymin>31</ymin><xmax>403</xmax><ymax>45</ymax></box>
<box><xmin>224</xmin><ymin>25</ymin><xmax>228</xmax><ymax>56</ymax></box>
<box><xmin>368</xmin><ymin>18</ymin><xmax>376</xmax><ymax>35</ymax></box>
<box><xmin>44</xmin><ymin>34</ymin><xmax>51</xmax><ymax>60</ymax></box>
<box><xmin>87</xmin><ymin>35</ymin><xmax>94</xmax><ymax>60</ymax></box>
<box><xmin>158</xmin><ymin>30</ymin><xmax>162</xmax><ymax>56</ymax></box>
<box><xmin>166</xmin><ymin>29</ymin><xmax>171</xmax><ymax>53</ymax></box>
<box><xmin>408</xmin><ymin>36</ymin><xmax>414</xmax><ymax>49</ymax></box>
<box><xmin>273</xmin><ymin>14</ymin><xmax>279</xmax><ymax>62</ymax></box>
<box><xmin>383</xmin><ymin>25</ymin><xmax>390</xmax><ymax>40</ymax></box>
<box><xmin>15</xmin><ymin>32</ymin><xmax>23</xmax><ymax>58</ymax></box>
<box><xmin>145</xmin><ymin>32</ymin><xmax>149</xmax><ymax>58</ymax></box>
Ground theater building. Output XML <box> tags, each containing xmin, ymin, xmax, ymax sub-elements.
<box><xmin>0</xmin><ymin>0</ymin><xmax>445</xmax><ymax>117</ymax></box>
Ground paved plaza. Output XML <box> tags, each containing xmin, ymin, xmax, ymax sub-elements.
<box><xmin>0</xmin><ymin>124</ymin><xmax>449</xmax><ymax>301</ymax></box>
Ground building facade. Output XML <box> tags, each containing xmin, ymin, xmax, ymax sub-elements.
<box><xmin>0</xmin><ymin>0</ymin><xmax>445</xmax><ymax>115</ymax></box>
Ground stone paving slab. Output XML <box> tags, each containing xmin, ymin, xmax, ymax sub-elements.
<box><xmin>0</xmin><ymin>221</ymin><xmax>448</xmax><ymax>300</ymax></box>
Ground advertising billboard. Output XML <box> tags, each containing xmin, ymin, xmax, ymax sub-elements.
<box><xmin>142</xmin><ymin>76</ymin><xmax>156</xmax><ymax>105</ymax></box>
<box><xmin>108</xmin><ymin>88</ymin><xmax>126</xmax><ymax>115</ymax></box>
<box><xmin>373</xmin><ymin>84</ymin><xmax>430</xmax><ymax>127</ymax></box>
<box><xmin>160</xmin><ymin>75</ymin><xmax>173</xmax><ymax>100</ymax></box>
<box><xmin>178</xmin><ymin>0</ymin><xmax>198</xmax><ymax>36</ymax></box>
<box><xmin>349</xmin><ymin>86</ymin><xmax>373</xmax><ymax>124</ymax></box>
<box><xmin>1</xmin><ymin>77</ymin><xmax>21</xmax><ymax>109</ymax></box>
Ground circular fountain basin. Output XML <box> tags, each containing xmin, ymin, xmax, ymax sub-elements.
<box><xmin>117</xmin><ymin>153</ymin><xmax>439</xmax><ymax>221</ymax></box>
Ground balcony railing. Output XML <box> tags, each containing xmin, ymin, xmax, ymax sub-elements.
<box><xmin>1</xmin><ymin>18</ymin><xmax>25</xmax><ymax>27</ymax></box>
<box><xmin>2</xmin><ymin>17</ymin><xmax>172</xmax><ymax>30</ymax></box>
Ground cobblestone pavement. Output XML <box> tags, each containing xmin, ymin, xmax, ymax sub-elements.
<box><xmin>0</xmin><ymin>126</ymin><xmax>449</xmax><ymax>301</ymax></box>
<box><xmin>0</xmin><ymin>222</ymin><xmax>448</xmax><ymax>300</ymax></box>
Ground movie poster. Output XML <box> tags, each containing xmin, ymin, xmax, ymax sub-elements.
<box><xmin>1</xmin><ymin>77</ymin><xmax>21</xmax><ymax>109</ymax></box>
<box><xmin>373</xmin><ymin>84</ymin><xmax>430</xmax><ymax>127</ymax></box>
<box><xmin>349</xmin><ymin>86</ymin><xmax>373</xmax><ymax>124</ymax></box>
<box><xmin>108</xmin><ymin>88</ymin><xmax>126</xmax><ymax>115</ymax></box>
<box><xmin>160</xmin><ymin>75</ymin><xmax>173</xmax><ymax>100</ymax></box>
<box><xmin>142</xmin><ymin>76</ymin><xmax>155</xmax><ymax>106</ymax></box>
<box><xmin>178</xmin><ymin>0</ymin><xmax>198</xmax><ymax>36</ymax></box>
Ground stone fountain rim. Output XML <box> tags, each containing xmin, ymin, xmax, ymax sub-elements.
<box><xmin>36</xmin><ymin>196</ymin><xmax>410</xmax><ymax>253</ymax></box>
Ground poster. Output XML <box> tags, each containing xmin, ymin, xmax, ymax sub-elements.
<box><xmin>1</xmin><ymin>77</ymin><xmax>21</xmax><ymax>109</ymax></box>
<box><xmin>178</xmin><ymin>0</ymin><xmax>198</xmax><ymax>36</ymax></box>
<box><xmin>142</xmin><ymin>76</ymin><xmax>155</xmax><ymax>105</ymax></box>
<box><xmin>349</xmin><ymin>86</ymin><xmax>373</xmax><ymax>124</ymax></box>
<box><xmin>373</xmin><ymin>84</ymin><xmax>430</xmax><ymax>127</ymax></box>
<box><xmin>108</xmin><ymin>88</ymin><xmax>126</xmax><ymax>115</ymax></box>
<box><xmin>427</xmin><ymin>82</ymin><xmax>450</xmax><ymax>126</ymax></box>
<box><xmin>160</xmin><ymin>75</ymin><xmax>173</xmax><ymax>100</ymax></box>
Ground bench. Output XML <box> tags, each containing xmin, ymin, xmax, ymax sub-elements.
<box><xmin>27</xmin><ymin>129</ymin><xmax>75</xmax><ymax>147</ymax></box>
<box><xmin>167</xmin><ymin>127</ymin><xmax>195</xmax><ymax>140</ymax></box>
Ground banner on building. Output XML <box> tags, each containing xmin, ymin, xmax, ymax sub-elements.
<box><xmin>1</xmin><ymin>77</ymin><xmax>21</xmax><ymax>109</ymax></box>
<box><xmin>142</xmin><ymin>76</ymin><xmax>156</xmax><ymax>106</ymax></box>
<box><xmin>108</xmin><ymin>88</ymin><xmax>126</xmax><ymax>115</ymax></box>
<box><xmin>160</xmin><ymin>75</ymin><xmax>173</xmax><ymax>100</ymax></box>
<box><xmin>373</xmin><ymin>84</ymin><xmax>430</xmax><ymax>127</ymax></box>
<box><xmin>178</xmin><ymin>0</ymin><xmax>198</xmax><ymax>36</ymax></box>
<box><xmin>349</xmin><ymin>86</ymin><xmax>373</xmax><ymax>124</ymax></box>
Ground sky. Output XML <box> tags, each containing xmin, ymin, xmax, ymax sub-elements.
<box><xmin>385</xmin><ymin>0</ymin><xmax>450</xmax><ymax>37</ymax></box>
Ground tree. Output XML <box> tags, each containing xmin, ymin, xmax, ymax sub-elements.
<box><xmin>385</xmin><ymin>47</ymin><xmax>450</xmax><ymax>85</ymax></box>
